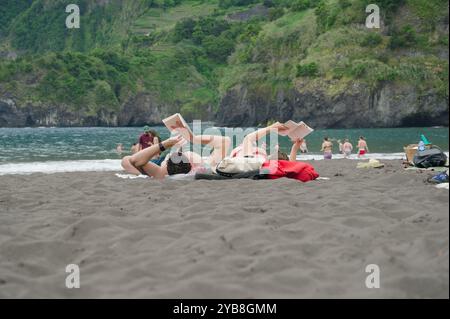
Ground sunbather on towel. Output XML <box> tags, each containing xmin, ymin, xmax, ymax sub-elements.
<box><xmin>266</xmin><ymin>139</ymin><xmax>305</xmax><ymax>162</ymax></box>
<box><xmin>196</xmin><ymin>136</ymin><xmax>319</xmax><ymax>183</ymax></box>
<box><xmin>121</xmin><ymin>122</ymin><xmax>289</xmax><ymax>179</ymax></box>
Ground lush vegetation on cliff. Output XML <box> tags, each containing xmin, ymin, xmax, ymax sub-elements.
<box><xmin>0</xmin><ymin>0</ymin><xmax>448</xmax><ymax>123</ymax></box>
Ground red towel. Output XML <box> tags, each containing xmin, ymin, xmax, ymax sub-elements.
<box><xmin>261</xmin><ymin>160</ymin><xmax>319</xmax><ymax>182</ymax></box>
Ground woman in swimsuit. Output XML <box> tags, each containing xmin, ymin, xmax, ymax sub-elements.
<box><xmin>357</xmin><ymin>136</ymin><xmax>369</xmax><ymax>158</ymax></box>
<box><xmin>321</xmin><ymin>137</ymin><xmax>333</xmax><ymax>160</ymax></box>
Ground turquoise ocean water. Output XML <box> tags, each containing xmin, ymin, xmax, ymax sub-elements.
<box><xmin>0</xmin><ymin>126</ymin><xmax>448</xmax><ymax>175</ymax></box>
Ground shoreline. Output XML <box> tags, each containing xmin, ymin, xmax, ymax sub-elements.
<box><xmin>0</xmin><ymin>124</ymin><xmax>448</xmax><ymax>129</ymax></box>
<box><xmin>0</xmin><ymin>160</ymin><xmax>448</xmax><ymax>298</ymax></box>
<box><xmin>1</xmin><ymin>153</ymin><xmax>449</xmax><ymax>176</ymax></box>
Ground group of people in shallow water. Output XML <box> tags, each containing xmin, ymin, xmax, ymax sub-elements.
<box><xmin>320</xmin><ymin>136</ymin><xmax>369</xmax><ymax>160</ymax></box>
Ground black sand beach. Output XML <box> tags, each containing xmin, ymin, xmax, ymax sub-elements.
<box><xmin>0</xmin><ymin>160</ymin><xmax>448</xmax><ymax>298</ymax></box>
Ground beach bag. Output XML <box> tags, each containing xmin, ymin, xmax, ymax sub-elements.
<box><xmin>413</xmin><ymin>146</ymin><xmax>447</xmax><ymax>168</ymax></box>
<box><xmin>215</xmin><ymin>157</ymin><xmax>265</xmax><ymax>177</ymax></box>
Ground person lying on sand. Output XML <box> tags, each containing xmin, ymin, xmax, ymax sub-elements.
<box><xmin>268</xmin><ymin>144</ymin><xmax>289</xmax><ymax>161</ymax></box>
<box><xmin>267</xmin><ymin>138</ymin><xmax>305</xmax><ymax>162</ymax></box>
<box><xmin>121</xmin><ymin>122</ymin><xmax>289</xmax><ymax>179</ymax></box>
<box><xmin>262</xmin><ymin>137</ymin><xmax>319</xmax><ymax>182</ymax></box>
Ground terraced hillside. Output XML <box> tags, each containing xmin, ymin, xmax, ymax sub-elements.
<box><xmin>131</xmin><ymin>1</ymin><xmax>219</xmax><ymax>35</ymax></box>
<box><xmin>0</xmin><ymin>0</ymin><xmax>448</xmax><ymax>127</ymax></box>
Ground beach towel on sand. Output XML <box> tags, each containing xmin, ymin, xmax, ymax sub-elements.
<box><xmin>195</xmin><ymin>170</ymin><xmax>264</xmax><ymax>180</ymax></box>
<box><xmin>195</xmin><ymin>160</ymin><xmax>319</xmax><ymax>182</ymax></box>
<box><xmin>260</xmin><ymin>160</ymin><xmax>319</xmax><ymax>182</ymax></box>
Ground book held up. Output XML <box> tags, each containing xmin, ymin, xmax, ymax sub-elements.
<box><xmin>162</xmin><ymin>113</ymin><xmax>193</xmax><ymax>141</ymax></box>
<box><xmin>162</xmin><ymin>113</ymin><xmax>313</xmax><ymax>143</ymax></box>
<box><xmin>279</xmin><ymin>120</ymin><xmax>314</xmax><ymax>141</ymax></box>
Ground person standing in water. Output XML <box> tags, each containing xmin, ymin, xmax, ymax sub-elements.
<box><xmin>357</xmin><ymin>136</ymin><xmax>369</xmax><ymax>157</ymax></box>
<box><xmin>130</xmin><ymin>143</ymin><xmax>139</xmax><ymax>155</ymax></box>
<box><xmin>342</xmin><ymin>139</ymin><xmax>353</xmax><ymax>158</ymax></box>
<box><xmin>337</xmin><ymin>139</ymin><xmax>344</xmax><ymax>154</ymax></box>
<box><xmin>321</xmin><ymin>137</ymin><xmax>333</xmax><ymax>160</ymax></box>
<box><xmin>148</xmin><ymin>129</ymin><xmax>161</xmax><ymax>159</ymax></box>
<box><xmin>116</xmin><ymin>143</ymin><xmax>123</xmax><ymax>154</ymax></box>
<box><xmin>300</xmin><ymin>139</ymin><xmax>308</xmax><ymax>153</ymax></box>
<box><xmin>138</xmin><ymin>126</ymin><xmax>155</xmax><ymax>151</ymax></box>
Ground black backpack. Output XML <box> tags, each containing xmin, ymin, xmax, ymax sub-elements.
<box><xmin>413</xmin><ymin>146</ymin><xmax>448</xmax><ymax>168</ymax></box>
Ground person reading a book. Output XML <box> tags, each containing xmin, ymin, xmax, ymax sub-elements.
<box><xmin>121</xmin><ymin>122</ymin><xmax>289</xmax><ymax>178</ymax></box>
<box><xmin>121</xmin><ymin>134</ymin><xmax>230</xmax><ymax>178</ymax></box>
<box><xmin>178</xmin><ymin>121</ymin><xmax>289</xmax><ymax>166</ymax></box>
<box><xmin>268</xmin><ymin>139</ymin><xmax>307</xmax><ymax>162</ymax></box>
<box><xmin>288</xmin><ymin>138</ymin><xmax>306</xmax><ymax>161</ymax></box>
<box><xmin>268</xmin><ymin>144</ymin><xmax>289</xmax><ymax>161</ymax></box>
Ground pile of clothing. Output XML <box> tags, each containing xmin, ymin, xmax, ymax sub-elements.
<box><xmin>428</xmin><ymin>169</ymin><xmax>449</xmax><ymax>190</ymax></box>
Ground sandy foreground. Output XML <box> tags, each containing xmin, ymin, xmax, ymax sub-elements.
<box><xmin>0</xmin><ymin>160</ymin><xmax>448</xmax><ymax>298</ymax></box>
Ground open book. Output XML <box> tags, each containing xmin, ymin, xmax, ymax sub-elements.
<box><xmin>279</xmin><ymin>120</ymin><xmax>314</xmax><ymax>140</ymax></box>
<box><xmin>162</xmin><ymin>113</ymin><xmax>193</xmax><ymax>141</ymax></box>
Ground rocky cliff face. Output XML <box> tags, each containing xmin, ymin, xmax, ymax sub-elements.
<box><xmin>2</xmin><ymin>82</ymin><xmax>448</xmax><ymax>128</ymax></box>
<box><xmin>0</xmin><ymin>94</ymin><xmax>172</xmax><ymax>127</ymax></box>
<box><xmin>216</xmin><ymin>81</ymin><xmax>449</xmax><ymax>128</ymax></box>
<box><xmin>117</xmin><ymin>93</ymin><xmax>173</xmax><ymax>126</ymax></box>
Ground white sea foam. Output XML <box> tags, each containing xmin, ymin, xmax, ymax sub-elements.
<box><xmin>0</xmin><ymin>159</ymin><xmax>122</xmax><ymax>176</ymax></box>
<box><xmin>295</xmin><ymin>152</ymin><xmax>408</xmax><ymax>161</ymax></box>
<box><xmin>298</xmin><ymin>152</ymin><xmax>450</xmax><ymax>161</ymax></box>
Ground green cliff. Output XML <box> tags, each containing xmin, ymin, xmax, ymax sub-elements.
<box><xmin>0</xmin><ymin>0</ymin><xmax>448</xmax><ymax>127</ymax></box>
